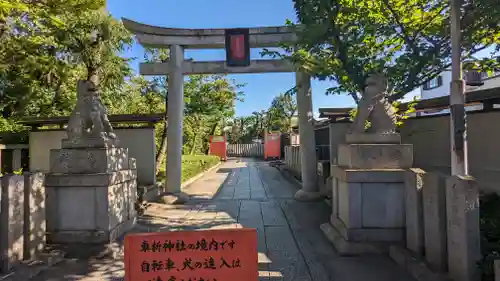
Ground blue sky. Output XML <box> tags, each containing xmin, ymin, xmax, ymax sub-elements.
<box><xmin>106</xmin><ymin>0</ymin><xmax>359</xmax><ymax>117</ymax></box>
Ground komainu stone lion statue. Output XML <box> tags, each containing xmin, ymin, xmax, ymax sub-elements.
<box><xmin>65</xmin><ymin>80</ymin><xmax>118</xmax><ymax>146</ymax></box>
<box><xmin>350</xmin><ymin>74</ymin><xmax>398</xmax><ymax>134</ymax></box>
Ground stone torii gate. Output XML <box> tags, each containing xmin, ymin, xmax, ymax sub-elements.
<box><xmin>122</xmin><ymin>18</ymin><xmax>321</xmax><ymax>201</ymax></box>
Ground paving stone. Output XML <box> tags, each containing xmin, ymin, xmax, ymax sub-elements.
<box><xmin>28</xmin><ymin>158</ymin><xmax>415</xmax><ymax>281</ymax></box>
<box><xmin>261</xmin><ymin>201</ymin><xmax>287</xmax><ymax>226</ymax></box>
<box><xmin>233</xmin><ymin>188</ymin><xmax>251</xmax><ymax>199</ymax></box>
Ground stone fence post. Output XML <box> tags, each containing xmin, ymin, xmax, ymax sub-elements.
<box><xmin>446</xmin><ymin>175</ymin><xmax>481</xmax><ymax>281</ymax></box>
<box><xmin>404</xmin><ymin>168</ymin><xmax>426</xmax><ymax>256</ymax></box>
<box><xmin>23</xmin><ymin>172</ymin><xmax>45</xmax><ymax>260</ymax></box>
<box><xmin>0</xmin><ymin>175</ymin><xmax>24</xmax><ymax>272</ymax></box>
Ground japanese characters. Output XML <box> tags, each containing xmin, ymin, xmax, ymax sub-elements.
<box><xmin>124</xmin><ymin>229</ymin><xmax>258</xmax><ymax>281</ymax></box>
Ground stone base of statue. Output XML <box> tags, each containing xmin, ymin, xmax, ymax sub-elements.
<box><xmin>45</xmin><ymin>136</ymin><xmax>137</xmax><ymax>245</ymax></box>
<box><xmin>321</xmin><ymin>133</ymin><xmax>413</xmax><ymax>255</ymax></box>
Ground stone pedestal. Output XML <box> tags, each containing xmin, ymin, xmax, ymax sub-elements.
<box><xmin>321</xmin><ymin>133</ymin><xmax>413</xmax><ymax>255</ymax></box>
<box><xmin>45</xmin><ymin>145</ymin><xmax>137</xmax><ymax>244</ymax></box>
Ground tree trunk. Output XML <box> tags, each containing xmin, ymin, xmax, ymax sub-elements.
<box><xmin>205</xmin><ymin>121</ymin><xmax>219</xmax><ymax>154</ymax></box>
<box><xmin>287</xmin><ymin>116</ymin><xmax>293</xmax><ymax>133</ymax></box>
<box><xmin>52</xmin><ymin>78</ymin><xmax>65</xmax><ymax>109</ymax></box>
<box><xmin>87</xmin><ymin>66</ymin><xmax>99</xmax><ymax>86</ymax></box>
<box><xmin>155</xmin><ymin>120</ymin><xmax>168</xmax><ymax>174</ymax></box>
<box><xmin>189</xmin><ymin>133</ymin><xmax>198</xmax><ymax>155</ymax></box>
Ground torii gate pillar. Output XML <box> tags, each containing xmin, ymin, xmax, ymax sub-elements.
<box><xmin>165</xmin><ymin>44</ymin><xmax>186</xmax><ymax>198</ymax></box>
<box><xmin>294</xmin><ymin>72</ymin><xmax>322</xmax><ymax>201</ymax></box>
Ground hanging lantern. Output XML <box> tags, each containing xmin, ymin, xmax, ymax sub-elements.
<box><xmin>225</xmin><ymin>28</ymin><xmax>250</xmax><ymax>67</ymax></box>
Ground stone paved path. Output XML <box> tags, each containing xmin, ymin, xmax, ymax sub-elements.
<box><xmin>30</xmin><ymin>158</ymin><xmax>415</xmax><ymax>281</ymax></box>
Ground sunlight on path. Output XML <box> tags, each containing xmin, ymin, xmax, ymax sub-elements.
<box><xmin>31</xmin><ymin>158</ymin><xmax>414</xmax><ymax>281</ymax></box>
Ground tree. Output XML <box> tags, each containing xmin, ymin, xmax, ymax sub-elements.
<box><xmin>0</xmin><ymin>0</ymin><xmax>132</xmax><ymax>120</ymax></box>
<box><xmin>0</xmin><ymin>2</ymin><xmax>243</xmax><ymax>170</ymax></box>
<box><xmin>141</xmin><ymin>48</ymin><xmax>169</xmax><ymax>172</ymax></box>
<box><xmin>183</xmin><ymin>75</ymin><xmax>243</xmax><ymax>155</ymax></box>
<box><xmin>267</xmin><ymin>92</ymin><xmax>297</xmax><ymax>132</ymax></box>
<box><xmin>226</xmin><ymin>92</ymin><xmax>297</xmax><ymax>144</ymax></box>
<box><xmin>266</xmin><ymin>0</ymin><xmax>500</xmax><ymax>102</ymax></box>
<box><xmin>227</xmin><ymin>116</ymin><xmax>254</xmax><ymax>144</ymax></box>
<box><xmin>54</xmin><ymin>4</ymin><xmax>132</xmax><ymax>89</ymax></box>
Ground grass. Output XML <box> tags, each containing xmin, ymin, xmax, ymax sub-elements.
<box><xmin>158</xmin><ymin>155</ymin><xmax>221</xmax><ymax>183</ymax></box>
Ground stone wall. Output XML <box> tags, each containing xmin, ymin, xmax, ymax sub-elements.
<box><xmin>29</xmin><ymin>127</ymin><xmax>156</xmax><ymax>185</ymax></box>
<box><xmin>390</xmin><ymin>171</ymin><xmax>482</xmax><ymax>281</ymax></box>
<box><xmin>0</xmin><ymin>173</ymin><xmax>45</xmax><ymax>273</ymax></box>
<box><xmin>316</xmin><ymin>110</ymin><xmax>500</xmax><ymax>194</ymax></box>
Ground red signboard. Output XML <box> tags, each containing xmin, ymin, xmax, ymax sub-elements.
<box><xmin>209</xmin><ymin>135</ymin><xmax>227</xmax><ymax>161</ymax></box>
<box><xmin>264</xmin><ymin>132</ymin><xmax>281</xmax><ymax>160</ymax></box>
<box><xmin>230</xmin><ymin>35</ymin><xmax>245</xmax><ymax>60</ymax></box>
<box><xmin>124</xmin><ymin>229</ymin><xmax>258</xmax><ymax>281</ymax></box>
<box><xmin>225</xmin><ymin>28</ymin><xmax>250</xmax><ymax>67</ymax></box>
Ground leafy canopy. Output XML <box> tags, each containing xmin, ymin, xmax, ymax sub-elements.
<box><xmin>265</xmin><ymin>0</ymin><xmax>500</xmax><ymax>101</ymax></box>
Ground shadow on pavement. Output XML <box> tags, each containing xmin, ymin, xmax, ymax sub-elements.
<box><xmin>29</xmin><ymin>159</ymin><xmax>414</xmax><ymax>281</ymax></box>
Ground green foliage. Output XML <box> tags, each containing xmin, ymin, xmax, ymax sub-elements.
<box><xmin>267</xmin><ymin>92</ymin><xmax>297</xmax><ymax>133</ymax></box>
<box><xmin>265</xmin><ymin>0</ymin><xmax>500</xmax><ymax>102</ymax></box>
<box><xmin>348</xmin><ymin>96</ymin><xmax>419</xmax><ymax>129</ymax></box>
<box><xmin>0</xmin><ymin>1</ymin><xmax>241</xmax><ymax>170</ymax></box>
<box><xmin>227</xmin><ymin>92</ymin><xmax>297</xmax><ymax>144</ymax></box>
<box><xmin>0</xmin><ymin>0</ymin><xmax>132</xmax><ymax>118</ymax></box>
<box><xmin>180</xmin><ymin>155</ymin><xmax>220</xmax><ymax>182</ymax></box>
<box><xmin>12</xmin><ymin>167</ymin><xmax>23</xmax><ymax>175</ymax></box>
<box><xmin>157</xmin><ymin>155</ymin><xmax>220</xmax><ymax>183</ymax></box>
<box><xmin>393</xmin><ymin>97</ymin><xmax>419</xmax><ymax>127</ymax></box>
<box><xmin>183</xmin><ymin>75</ymin><xmax>244</xmax><ymax>155</ymax></box>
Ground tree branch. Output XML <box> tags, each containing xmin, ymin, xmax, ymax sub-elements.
<box><xmin>381</xmin><ymin>0</ymin><xmax>417</xmax><ymax>52</ymax></box>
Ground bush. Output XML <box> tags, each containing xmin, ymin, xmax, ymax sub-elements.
<box><xmin>181</xmin><ymin>155</ymin><xmax>220</xmax><ymax>182</ymax></box>
<box><xmin>158</xmin><ymin>155</ymin><xmax>221</xmax><ymax>183</ymax></box>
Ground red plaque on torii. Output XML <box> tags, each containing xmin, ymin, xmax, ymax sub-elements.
<box><xmin>225</xmin><ymin>28</ymin><xmax>250</xmax><ymax>67</ymax></box>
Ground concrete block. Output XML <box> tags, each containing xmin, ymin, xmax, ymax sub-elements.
<box><xmin>446</xmin><ymin>175</ymin><xmax>481</xmax><ymax>281</ymax></box>
<box><xmin>423</xmin><ymin>172</ymin><xmax>448</xmax><ymax>272</ymax></box>
<box><xmin>23</xmin><ymin>173</ymin><xmax>45</xmax><ymax>260</ymax></box>
<box><xmin>337</xmin><ymin>143</ymin><xmax>413</xmax><ymax>169</ymax></box>
<box><xmin>45</xmin><ymin>170</ymin><xmax>137</xmax><ymax>187</ymax></box>
<box><xmin>320</xmin><ymin>223</ymin><xmax>388</xmax><ymax>256</ymax></box>
<box><xmin>46</xmin><ymin>178</ymin><xmax>137</xmax><ymax>244</ymax></box>
<box><xmin>345</xmin><ymin>133</ymin><xmax>401</xmax><ymax>144</ymax></box>
<box><xmin>332</xmin><ymin>176</ymin><xmax>339</xmax><ymax>218</ymax></box>
<box><xmin>331</xmin><ymin>167</ymin><xmax>406</xmax><ymax>244</ymax></box>
<box><xmin>331</xmin><ymin>166</ymin><xmax>405</xmax><ymax>183</ymax></box>
<box><xmin>0</xmin><ymin>175</ymin><xmax>24</xmax><ymax>272</ymax></box>
<box><xmin>49</xmin><ymin>148</ymin><xmax>129</xmax><ymax>174</ymax></box>
<box><xmin>57</xmin><ymin>186</ymin><xmax>96</xmax><ymax>230</ymax></box>
<box><xmin>331</xmin><ymin>215</ymin><xmax>404</xmax><ymax>242</ymax></box>
<box><xmin>337</xmin><ymin>181</ymin><xmax>362</xmax><ymax>228</ymax></box>
<box><xmin>361</xmin><ymin>182</ymin><xmax>405</xmax><ymax>228</ymax></box>
<box><xmin>405</xmin><ymin>168</ymin><xmax>425</xmax><ymax>256</ymax></box>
